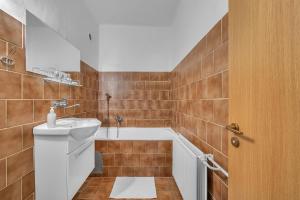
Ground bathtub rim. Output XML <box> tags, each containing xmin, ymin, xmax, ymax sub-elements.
<box><xmin>95</xmin><ymin>127</ymin><xmax>178</xmax><ymax>141</ymax></box>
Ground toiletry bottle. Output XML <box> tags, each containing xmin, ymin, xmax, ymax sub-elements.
<box><xmin>47</xmin><ymin>107</ymin><xmax>56</xmax><ymax>128</ymax></box>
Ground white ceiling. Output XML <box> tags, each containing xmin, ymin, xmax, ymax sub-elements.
<box><xmin>83</xmin><ymin>0</ymin><xmax>180</xmax><ymax>26</ymax></box>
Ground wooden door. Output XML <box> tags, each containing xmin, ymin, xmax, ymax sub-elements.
<box><xmin>228</xmin><ymin>0</ymin><xmax>300</xmax><ymax>199</ymax></box>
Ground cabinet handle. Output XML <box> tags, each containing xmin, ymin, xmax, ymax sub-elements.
<box><xmin>75</xmin><ymin>142</ymin><xmax>92</xmax><ymax>158</ymax></box>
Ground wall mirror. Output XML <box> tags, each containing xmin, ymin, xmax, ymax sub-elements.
<box><xmin>25</xmin><ymin>11</ymin><xmax>81</xmax><ymax>83</ymax></box>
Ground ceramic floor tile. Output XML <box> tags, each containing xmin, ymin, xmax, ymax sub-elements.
<box><xmin>73</xmin><ymin>177</ymin><xmax>182</xmax><ymax>200</ymax></box>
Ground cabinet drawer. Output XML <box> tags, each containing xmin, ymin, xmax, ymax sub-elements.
<box><xmin>67</xmin><ymin>141</ymin><xmax>95</xmax><ymax>199</ymax></box>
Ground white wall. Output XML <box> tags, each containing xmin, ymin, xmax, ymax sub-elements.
<box><xmin>171</xmin><ymin>0</ymin><xmax>228</xmax><ymax>68</ymax></box>
<box><xmin>0</xmin><ymin>0</ymin><xmax>99</xmax><ymax>70</ymax></box>
<box><xmin>99</xmin><ymin>25</ymin><xmax>173</xmax><ymax>72</ymax></box>
<box><xmin>1</xmin><ymin>0</ymin><xmax>228</xmax><ymax>72</ymax></box>
<box><xmin>98</xmin><ymin>0</ymin><xmax>228</xmax><ymax>72</ymax></box>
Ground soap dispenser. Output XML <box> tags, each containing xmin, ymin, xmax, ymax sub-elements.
<box><xmin>47</xmin><ymin>107</ymin><xmax>56</xmax><ymax>128</ymax></box>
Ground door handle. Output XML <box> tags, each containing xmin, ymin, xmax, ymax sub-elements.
<box><xmin>226</xmin><ymin>123</ymin><xmax>243</xmax><ymax>135</ymax></box>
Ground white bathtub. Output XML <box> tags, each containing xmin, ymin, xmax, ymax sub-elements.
<box><xmin>95</xmin><ymin>127</ymin><xmax>177</xmax><ymax>140</ymax></box>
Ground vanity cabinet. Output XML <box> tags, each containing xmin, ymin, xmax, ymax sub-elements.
<box><xmin>34</xmin><ymin>134</ymin><xmax>95</xmax><ymax>200</ymax></box>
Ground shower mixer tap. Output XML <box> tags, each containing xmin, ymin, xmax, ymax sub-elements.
<box><xmin>115</xmin><ymin>115</ymin><xmax>123</xmax><ymax>125</ymax></box>
<box><xmin>115</xmin><ymin>115</ymin><xmax>123</xmax><ymax>138</ymax></box>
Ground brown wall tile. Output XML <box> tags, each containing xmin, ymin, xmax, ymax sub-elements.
<box><xmin>202</xmin><ymin>52</ymin><xmax>214</xmax><ymax>77</ymax></box>
<box><xmin>140</xmin><ymin>154</ymin><xmax>153</xmax><ymax>166</ymax></box>
<box><xmin>201</xmin><ymin>100</ymin><xmax>213</xmax><ymax>121</ymax></box>
<box><xmin>153</xmin><ymin>154</ymin><xmax>166</xmax><ymax>167</ymax></box>
<box><xmin>221</xmin><ymin>14</ymin><xmax>228</xmax><ymax>43</ymax></box>
<box><xmin>22</xmin><ymin>171</ymin><xmax>35</xmax><ymax>200</ymax></box>
<box><xmin>122</xmin><ymin>167</ymin><xmax>134</xmax><ymax>176</ymax></box>
<box><xmin>165</xmin><ymin>153</ymin><xmax>172</xmax><ymax>167</ymax></box>
<box><xmin>126</xmin><ymin>154</ymin><xmax>140</xmax><ymax>167</ymax></box>
<box><xmin>206</xmin><ymin>21</ymin><xmax>222</xmax><ymax>52</ymax></box>
<box><xmin>134</xmin><ymin>167</ymin><xmax>158</xmax><ymax>177</ymax></box>
<box><xmin>108</xmin><ymin>167</ymin><xmax>122</xmax><ymax>177</ymax></box>
<box><xmin>0</xmin><ymin>70</ymin><xmax>21</xmax><ymax>99</ymax></box>
<box><xmin>132</xmin><ymin>141</ymin><xmax>146</xmax><ymax>153</ymax></box>
<box><xmin>7</xmin><ymin>100</ymin><xmax>33</xmax><ymax>127</ymax></box>
<box><xmin>0</xmin><ymin>159</ymin><xmax>6</xmax><ymax>190</ymax></box>
<box><xmin>120</xmin><ymin>141</ymin><xmax>133</xmax><ymax>153</ymax></box>
<box><xmin>7</xmin><ymin>148</ymin><xmax>33</xmax><ymax>185</ymax></box>
<box><xmin>108</xmin><ymin>141</ymin><xmax>121</xmax><ymax>153</ymax></box>
<box><xmin>222</xmin><ymin>128</ymin><xmax>228</xmax><ymax>156</ymax></box>
<box><xmin>158</xmin><ymin>141</ymin><xmax>172</xmax><ymax>153</ymax></box>
<box><xmin>207</xmin><ymin>74</ymin><xmax>222</xmax><ymax>98</ymax></box>
<box><xmin>145</xmin><ymin>141</ymin><xmax>158</xmax><ymax>153</ymax></box>
<box><xmin>0</xmin><ymin>39</ymin><xmax>6</xmax><ymax>56</ymax></box>
<box><xmin>95</xmin><ymin>140</ymin><xmax>172</xmax><ymax>177</ymax></box>
<box><xmin>33</xmin><ymin>100</ymin><xmax>51</xmax><ymax>122</ymax></box>
<box><xmin>214</xmin><ymin>42</ymin><xmax>228</xmax><ymax>73</ymax></box>
<box><xmin>23</xmin><ymin>75</ymin><xmax>44</xmax><ymax>99</ymax></box>
<box><xmin>207</xmin><ymin>123</ymin><xmax>222</xmax><ymax>151</ymax></box>
<box><xmin>213</xmin><ymin>100</ymin><xmax>228</xmax><ymax>126</ymax></box>
<box><xmin>99</xmin><ymin>72</ymin><xmax>172</xmax><ymax>128</ymax></box>
<box><xmin>102</xmin><ymin>153</ymin><xmax>114</xmax><ymax>166</ymax></box>
<box><xmin>95</xmin><ymin>141</ymin><xmax>108</xmax><ymax>153</ymax></box>
<box><xmin>221</xmin><ymin>182</ymin><xmax>228</xmax><ymax>200</ymax></box>
<box><xmin>0</xmin><ymin>126</ymin><xmax>22</xmax><ymax>159</ymax></box>
<box><xmin>114</xmin><ymin>154</ymin><xmax>124</xmax><ymax>166</ymax></box>
<box><xmin>222</xmin><ymin>71</ymin><xmax>229</xmax><ymax>98</ymax></box>
<box><xmin>0</xmin><ymin>180</ymin><xmax>21</xmax><ymax>200</ymax></box>
<box><xmin>0</xmin><ymin>100</ymin><xmax>6</xmax><ymax>128</ymax></box>
<box><xmin>159</xmin><ymin>167</ymin><xmax>172</xmax><ymax>177</ymax></box>
<box><xmin>0</xmin><ymin>11</ymin><xmax>22</xmax><ymax>46</ymax></box>
<box><xmin>22</xmin><ymin>123</ymin><xmax>38</xmax><ymax>149</ymax></box>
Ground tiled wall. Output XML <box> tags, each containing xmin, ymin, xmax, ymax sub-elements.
<box><xmin>170</xmin><ymin>14</ymin><xmax>228</xmax><ymax>200</ymax></box>
<box><xmin>0</xmin><ymin>10</ymin><xmax>98</xmax><ymax>199</ymax></box>
<box><xmin>95</xmin><ymin>140</ymin><xmax>172</xmax><ymax>177</ymax></box>
<box><xmin>98</xmin><ymin>72</ymin><xmax>172</xmax><ymax>127</ymax></box>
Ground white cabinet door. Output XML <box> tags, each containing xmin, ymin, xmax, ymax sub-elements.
<box><xmin>67</xmin><ymin>141</ymin><xmax>95</xmax><ymax>199</ymax></box>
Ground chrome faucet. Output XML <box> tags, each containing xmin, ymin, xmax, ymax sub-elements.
<box><xmin>52</xmin><ymin>98</ymin><xmax>80</xmax><ymax>109</ymax></box>
<box><xmin>115</xmin><ymin>115</ymin><xmax>123</xmax><ymax>138</ymax></box>
<box><xmin>115</xmin><ymin>115</ymin><xmax>123</xmax><ymax>125</ymax></box>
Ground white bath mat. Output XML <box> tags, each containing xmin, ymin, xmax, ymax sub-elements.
<box><xmin>110</xmin><ymin>177</ymin><xmax>157</xmax><ymax>199</ymax></box>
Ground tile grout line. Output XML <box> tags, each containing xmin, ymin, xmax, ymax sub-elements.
<box><xmin>5</xmin><ymin>157</ymin><xmax>7</xmax><ymax>188</ymax></box>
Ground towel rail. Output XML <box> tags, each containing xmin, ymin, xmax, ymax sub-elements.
<box><xmin>199</xmin><ymin>154</ymin><xmax>229</xmax><ymax>178</ymax></box>
<box><xmin>176</xmin><ymin>134</ymin><xmax>229</xmax><ymax>178</ymax></box>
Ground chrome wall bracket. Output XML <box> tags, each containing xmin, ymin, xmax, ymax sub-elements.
<box><xmin>1</xmin><ymin>56</ymin><xmax>15</xmax><ymax>68</ymax></box>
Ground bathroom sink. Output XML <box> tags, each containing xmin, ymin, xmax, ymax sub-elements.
<box><xmin>33</xmin><ymin>118</ymin><xmax>101</xmax><ymax>141</ymax></box>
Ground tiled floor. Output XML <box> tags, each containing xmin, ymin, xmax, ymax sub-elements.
<box><xmin>73</xmin><ymin>177</ymin><xmax>183</xmax><ymax>200</ymax></box>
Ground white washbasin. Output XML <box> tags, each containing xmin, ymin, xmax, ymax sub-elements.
<box><xmin>33</xmin><ymin>118</ymin><xmax>101</xmax><ymax>141</ymax></box>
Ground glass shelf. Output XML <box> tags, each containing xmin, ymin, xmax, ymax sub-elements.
<box><xmin>32</xmin><ymin>68</ymin><xmax>82</xmax><ymax>87</ymax></box>
<box><xmin>43</xmin><ymin>77</ymin><xmax>82</xmax><ymax>87</ymax></box>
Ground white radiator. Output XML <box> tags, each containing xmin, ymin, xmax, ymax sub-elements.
<box><xmin>173</xmin><ymin>134</ymin><xmax>207</xmax><ymax>200</ymax></box>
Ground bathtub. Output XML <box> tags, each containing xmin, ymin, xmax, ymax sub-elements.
<box><xmin>95</xmin><ymin>127</ymin><xmax>177</xmax><ymax>141</ymax></box>
<box><xmin>94</xmin><ymin>127</ymin><xmax>177</xmax><ymax>177</ymax></box>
